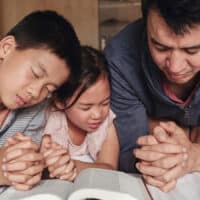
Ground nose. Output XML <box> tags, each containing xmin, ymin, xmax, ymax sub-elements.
<box><xmin>91</xmin><ymin>106</ymin><xmax>102</xmax><ymax>120</ymax></box>
<box><xmin>27</xmin><ymin>81</ymin><xmax>47</xmax><ymax>100</ymax></box>
<box><xmin>166</xmin><ymin>50</ymin><xmax>185</xmax><ymax>73</ymax></box>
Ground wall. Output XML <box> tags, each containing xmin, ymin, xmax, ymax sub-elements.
<box><xmin>0</xmin><ymin>0</ymin><xmax>99</xmax><ymax>48</ymax></box>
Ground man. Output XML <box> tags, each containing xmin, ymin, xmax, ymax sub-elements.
<box><xmin>105</xmin><ymin>0</ymin><xmax>200</xmax><ymax>192</ymax></box>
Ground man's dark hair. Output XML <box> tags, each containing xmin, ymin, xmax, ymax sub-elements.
<box><xmin>142</xmin><ymin>0</ymin><xmax>200</xmax><ymax>35</ymax></box>
<box><xmin>6</xmin><ymin>10</ymin><xmax>81</xmax><ymax>97</ymax></box>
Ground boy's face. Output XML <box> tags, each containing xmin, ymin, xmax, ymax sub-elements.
<box><xmin>0</xmin><ymin>36</ymin><xmax>69</xmax><ymax>109</ymax></box>
<box><xmin>147</xmin><ymin>9</ymin><xmax>200</xmax><ymax>86</ymax></box>
<box><xmin>64</xmin><ymin>75</ymin><xmax>110</xmax><ymax>134</ymax></box>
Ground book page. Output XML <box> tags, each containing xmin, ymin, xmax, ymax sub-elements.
<box><xmin>148</xmin><ymin>172</ymin><xmax>200</xmax><ymax>200</ymax></box>
<box><xmin>69</xmin><ymin>168</ymin><xmax>151</xmax><ymax>200</ymax></box>
<box><xmin>0</xmin><ymin>179</ymin><xmax>73</xmax><ymax>200</ymax></box>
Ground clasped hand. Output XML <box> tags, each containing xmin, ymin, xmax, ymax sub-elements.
<box><xmin>40</xmin><ymin>135</ymin><xmax>76</xmax><ymax>181</ymax></box>
<box><xmin>134</xmin><ymin>121</ymin><xmax>199</xmax><ymax>192</ymax></box>
<box><xmin>1</xmin><ymin>132</ymin><xmax>44</xmax><ymax>191</ymax></box>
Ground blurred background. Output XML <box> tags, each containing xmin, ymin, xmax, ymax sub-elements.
<box><xmin>0</xmin><ymin>0</ymin><xmax>141</xmax><ymax>50</ymax></box>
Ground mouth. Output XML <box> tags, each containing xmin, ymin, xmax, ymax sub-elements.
<box><xmin>167</xmin><ymin>72</ymin><xmax>189</xmax><ymax>80</ymax></box>
<box><xmin>88</xmin><ymin>122</ymin><xmax>102</xmax><ymax>130</ymax></box>
<box><xmin>16</xmin><ymin>95</ymin><xmax>27</xmax><ymax>106</ymax></box>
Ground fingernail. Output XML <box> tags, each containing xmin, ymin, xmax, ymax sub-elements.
<box><xmin>183</xmin><ymin>153</ymin><xmax>188</xmax><ymax>160</ymax></box>
<box><xmin>182</xmin><ymin>147</ymin><xmax>187</xmax><ymax>152</ymax></box>
<box><xmin>2</xmin><ymin>165</ymin><xmax>6</xmax><ymax>171</ymax></box>
<box><xmin>136</xmin><ymin>163</ymin><xmax>140</xmax><ymax>169</ymax></box>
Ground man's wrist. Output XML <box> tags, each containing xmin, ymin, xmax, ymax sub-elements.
<box><xmin>189</xmin><ymin>143</ymin><xmax>200</xmax><ymax>172</ymax></box>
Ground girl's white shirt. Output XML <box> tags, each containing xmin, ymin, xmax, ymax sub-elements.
<box><xmin>44</xmin><ymin>109</ymin><xmax>115</xmax><ymax>161</ymax></box>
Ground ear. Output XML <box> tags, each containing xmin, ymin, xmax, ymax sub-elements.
<box><xmin>0</xmin><ymin>36</ymin><xmax>16</xmax><ymax>59</ymax></box>
<box><xmin>55</xmin><ymin>101</ymin><xmax>66</xmax><ymax>109</ymax></box>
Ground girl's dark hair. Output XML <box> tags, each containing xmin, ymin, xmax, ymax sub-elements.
<box><xmin>56</xmin><ymin>46</ymin><xmax>110</xmax><ymax>108</ymax></box>
<box><xmin>6</xmin><ymin>10</ymin><xmax>81</xmax><ymax>98</ymax></box>
<box><xmin>142</xmin><ymin>0</ymin><xmax>200</xmax><ymax>35</ymax></box>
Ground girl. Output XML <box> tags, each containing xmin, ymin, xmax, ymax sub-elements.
<box><xmin>41</xmin><ymin>46</ymin><xmax>119</xmax><ymax>181</ymax></box>
<box><xmin>0</xmin><ymin>10</ymin><xmax>81</xmax><ymax>190</ymax></box>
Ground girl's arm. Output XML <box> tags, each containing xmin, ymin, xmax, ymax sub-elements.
<box><xmin>74</xmin><ymin>123</ymin><xmax>119</xmax><ymax>174</ymax></box>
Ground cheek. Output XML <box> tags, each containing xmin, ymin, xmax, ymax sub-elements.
<box><xmin>67</xmin><ymin>110</ymin><xmax>88</xmax><ymax>125</ymax></box>
<box><xmin>149</xmin><ymin>49</ymin><xmax>166</xmax><ymax>70</ymax></box>
<box><xmin>187</xmin><ymin>56</ymin><xmax>200</xmax><ymax>70</ymax></box>
<box><xmin>102</xmin><ymin>106</ymin><xmax>110</xmax><ymax>120</ymax></box>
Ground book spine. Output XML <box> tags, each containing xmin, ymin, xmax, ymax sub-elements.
<box><xmin>141</xmin><ymin>176</ymin><xmax>154</xmax><ymax>200</ymax></box>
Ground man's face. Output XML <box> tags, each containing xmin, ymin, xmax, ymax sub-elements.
<box><xmin>147</xmin><ymin>9</ymin><xmax>200</xmax><ymax>85</ymax></box>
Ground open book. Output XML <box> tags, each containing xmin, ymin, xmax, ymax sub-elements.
<box><xmin>0</xmin><ymin>168</ymin><xmax>200</xmax><ymax>200</ymax></box>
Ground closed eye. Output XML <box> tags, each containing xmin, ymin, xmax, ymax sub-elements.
<box><xmin>31</xmin><ymin>68</ymin><xmax>40</xmax><ymax>79</ymax></box>
<box><xmin>184</xmin><ymin>48</ymin><xmax>200</xmax><ymax>55</ymax></box>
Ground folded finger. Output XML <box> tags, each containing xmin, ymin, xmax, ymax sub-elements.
<box><xmin>141</xmin><ymin>143</ymin><xmax>186</xmax><ymax>154</ymax></box>
<box><xmin>12</xmin><ymin>182</ymin><xmax>32</xmax><ymax>191</ymax></box>
<box><xmin>6</xmin><ymin>140</ymin><xmax>38</xmax><ymax>153</ymax></box>
<box><xmin>137</xmin><ymin>135</ymin><xmax>158</xmax><ymax>145</ymax></box>
<box><xmin>142</xmin><ymin>175</ymin><xmax>165</xmax><ymax>188</ymax></box>
<box><xmin>25</xmin><ymin>173</ymin><xmax>42</xmax><ymax>186</ymax></box>
<box><xmin>17</xmin><ymin>152</ymin><xmax>43</xmax><ymax>162</ymax></box>
<box><xmin>134</xmin><ymin>149</ymin><xmax>166</xmax><ymax>161</ymax></box>
<box><xmin>160</xmin><ymin>179</ymin><xmax>177</xmax><ymax>192</ymax></box>
<box><xmin>159</xmin><ymin>165</ymin><xmax>183</xmax><ymax>183</ymax></box>
<box><xmin>136</xmin><ymin>162</ymin><xmax>167</xmax><ymax>176</ymax></box>
<box><xmin>2</xmin><ymin>161</ymin><xmax>32</xmax><ymax>172</ymax></box>
<box><xmin>151</xmin><ymin>153</ymin><xmax>188</xmax><ymax>169</ymax></box>
<box><xmin>5</xmin><ymin>172</ymin><xmax>31</xmax><ymax>183</ymax></box>
<box><xmin>21</xmin><ymin>163</ymin><xmax>44</xmax><ymax>176</ymax></box>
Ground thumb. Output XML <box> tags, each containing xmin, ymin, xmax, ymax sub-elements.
<box><xmin>160</xmin><ymin>121</ymin><xmax>185</xmax><ymax>136</ymax></box>
<box><xmin>154</xmin><ymin>125</ymin><xmax>177</xmax><ymax>144</ymax></box>
<box><xmin>40</xmin><ymin>134</ymin><xmax>52</xmax><ymax>152</ymax></box>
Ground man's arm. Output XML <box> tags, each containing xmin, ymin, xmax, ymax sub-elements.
<box><xmin>104</xmin><ymin>56</ymin><xmax>148</xmax><ymax>172</ymax></box>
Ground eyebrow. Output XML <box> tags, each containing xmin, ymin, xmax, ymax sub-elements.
<box><xmin>151</xmin><ymin>37</ymin><xmax>200</xmax><ymax>50</ymax></box>
<box><xmin>79</xmin><ymin>97</ymin><xmax>110</xmax><ymax>106</ymax></box>
<box><xmin>37</xmin><ymin>62</ymin><xmax>59</xmax><ymax>89</ymax></box>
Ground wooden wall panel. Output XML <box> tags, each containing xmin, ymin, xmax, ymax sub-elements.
<box><xmin>0</xmin><ymin>0</ymin><xmax>99</xmax><ymax>48</ymax></box>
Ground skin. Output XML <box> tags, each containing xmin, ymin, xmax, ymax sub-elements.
<box><xmin>133</xmin><ymin>8</ymin><xmax>200</xmax><ymax>192</ymax></box>
<box><xmin>0</xmin><ymin>36</ymin><xmax>70</xmax><ymax>190</ymax></box>
<box><xmin>147</xmin><ymin>9</ymin><xmax>200</xmax><ymax>97</ymax></box>
<box><xmin>41</xmin><ymin>75</ymin><xmax>119</xmax><ymax>181</ymax></box>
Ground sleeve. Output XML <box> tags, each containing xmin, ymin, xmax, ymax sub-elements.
<box><xmin>105</xmin><ymin>46</ymin><xmax>148</xmax><ymax>173</ymax></box>
<box><xmin>22</xmin><ymin>100</ymin><xmax>48</xmax><ymax>144</ymax></box>
<box><xmin>43</xmin><ymin>110</ymin><xmax>69</xmax><ymax>148</ymax></box>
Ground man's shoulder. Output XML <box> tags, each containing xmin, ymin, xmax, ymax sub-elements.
<box><xmin>104</xmin><ymin>18</ymin><xmax>145</xmax><ymax>59</ymax></box>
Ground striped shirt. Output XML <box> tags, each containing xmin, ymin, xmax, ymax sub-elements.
<box><xmin>0</xmin><ymin>100</ymin><xmax>48</xmax><ymax>146</ymax></box>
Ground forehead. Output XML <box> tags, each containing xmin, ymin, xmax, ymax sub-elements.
<box><xmin>71</xmin><ymin>76</ymin><xmax>110</xmax><ymax>104</ymax></box>
<box><xmin>147</xmin><ymin>9</ymin><xmax>200</xmax><ymax>47</ymax></box>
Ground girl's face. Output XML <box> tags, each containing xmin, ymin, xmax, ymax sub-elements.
<box><xmin>65</xmin><ymin>75</ymin><xmax>110</xmax><ymax>133</ymax></box>
<box><xmin>0</xmin><ymin>36</ymin><xmax>69</xmax><ymax>109</ymax></box>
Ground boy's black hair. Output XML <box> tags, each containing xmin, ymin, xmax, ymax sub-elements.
<box><xmin>6</xmin><ymin>10</ymin><xmax>81</xmax><ymax>97</ymax></box>
<box><xmin>142</xmin><ymin>0</ymin><xmax>200</xmax><ymax>35</ymax></box>
<box><xmin>56</xmin><ymin>46</ymin><xmax>110</xmax><ymax>108</ymax></box>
